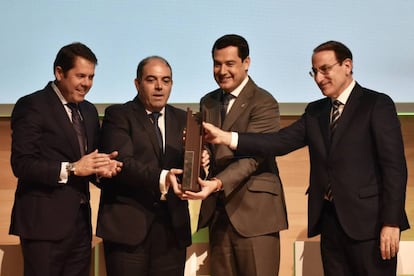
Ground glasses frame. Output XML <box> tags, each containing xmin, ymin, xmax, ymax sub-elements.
<box><xmin>309</xmin><ymin>62</ymin><xmax>340</xmax><ymax>78</ymax></box>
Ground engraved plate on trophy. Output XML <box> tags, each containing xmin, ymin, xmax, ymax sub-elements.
<box><xmin>181</xmin><ymin>108</ymin><xmax>203</xmax><ymax>192</ymax></box>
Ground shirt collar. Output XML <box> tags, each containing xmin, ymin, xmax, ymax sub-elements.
<box><xmin>224</xmin><ymin>76</ymin><xmax>249</xmax><ymax>98</ymax></box>
<box><xmin>51</xmin><ymin>81</ymin><xmax>68</xmax><ymax>105</ymax></box>
<box><xmin>146</xmin><ymin>106</ymin><xmax>166</xmax><ymax>116</ymax></box>
<box><xmin>335</xmin><ymin>79</ymin><xmax>355</xmax><ymax>105</ymax></box>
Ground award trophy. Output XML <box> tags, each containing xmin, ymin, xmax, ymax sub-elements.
<box><xmin>182</xmin><ymin>108</ymin><xmax>203</xmax><ymax>192</ymax></box>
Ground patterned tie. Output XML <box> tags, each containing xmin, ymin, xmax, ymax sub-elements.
<box><xmin>66</xmin><ymin>103</ymin><xmax>87</xmax><ymax>156</ymax></box>
<box><xmin>150</xmin><ymin>112</ymin><xmax>163</xmax><ymax>152</ymax></box>
<box><xmin>326</xmin><ymin>100</ymin><xmax>343</xmax><ymax>201</ymax></box>
<box><xmin>221</xmin><ymin>92</ymin><xmax>235</xmax><ymax>123</ymax></box>
<box><xmin>330</xmin><ymin>100</ymin><xmax>342</xmax><ymax>134</ymax></box>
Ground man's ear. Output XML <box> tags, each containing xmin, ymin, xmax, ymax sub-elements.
<box><xmin>343</xmin><ymin>58</ymin><xmax>353</xmax><ymax>75</ymax></box>
<box><xmin>134</xmin><ymin>78</ymin><xmax>140</xmax><ymax>90</ymax></box>
<box><xmin>55</xmin><ymin>66</ymin><xmax>64</xmax><ymax>81</ymax></box>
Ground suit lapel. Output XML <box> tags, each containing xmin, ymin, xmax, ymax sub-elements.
<box><xmin>330</xmin><ymin>84</ymin><xmax>362</xmax><ymax>149</ymax></box>
<box><xmin>318</xmin><ymin>98</ymin><xmax>332</xmax><ymax>150</ymax></box>
<box><xmin>222</xmin><ymin>79</ymin><xmax>254</xmax><ymax>130</ymax></box>
<box><xmin>165</xmin><ymin>106</ymin><xmax>176</xmax><ymax>151</ymax></box>
<box><xmin>132</xmin><ymin>97</ymin><xmax>163</xmax><ymax>158</ymax></box>
<box><xmin>78</xmin><ymin>102</ymin><xmax>96</xmax><ymax>155</ymax></box>
<box><xmin>45</xmin><ymin>87</ymin><xmax>82</xmax><ymax>159</ymax></box>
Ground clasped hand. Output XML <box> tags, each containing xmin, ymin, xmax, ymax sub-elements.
<box><xmin>72</xmin><ymin>149</ymin><xmax>123</xmax><ymax>178</ymax></box>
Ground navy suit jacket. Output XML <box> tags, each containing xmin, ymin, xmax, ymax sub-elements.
<box><xmin>237</xmin><ymin>83</ymin><xmax>409</xmax><ymax>240</ymax></box>
<box><xmin>96</xmin><ymin>96</ymin><xmax>191</xmax><ymax>248</ymax></box>
<box><xmin>9</xmin><ymin>82</ymin><xmax>100</xmax><ymax>240</ymax></box>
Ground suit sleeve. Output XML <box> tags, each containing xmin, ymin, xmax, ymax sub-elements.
<box><xmin>371</xmin><ymin>94</ymin><xmax>408</xmax><ymax>226</ymax></box>
<box><xmin>216</xmin><ymin>93</ymin><xmax>280</xmax><ymax>196</ymax></box>
<box><xmin>237</xmin><ymin>113</ymin><xmax>307</xmax><ymax>157</ymax></box>
<box><xmin>10</xmin><ymin>96</ymin><xmax>61</xmax><ymax>186</ymax></box>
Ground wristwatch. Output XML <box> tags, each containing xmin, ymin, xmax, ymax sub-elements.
<box><xmin>66</xmin><ymin>162</ymin><xmax>76</xmax><ymax>176</ymax></box>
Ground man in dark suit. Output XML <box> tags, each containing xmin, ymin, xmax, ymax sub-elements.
<box><xmin>183</xmin><ymin>34</ymin><xmax>288</xmax><ymax>276</ymax></box>
<box><xmin>202</xmin><ymin>40</ymin><xmax>410</xmax><ymax>276</ymax></box>
<box><xmin>9</xmin><ymin>42</ymin><xmax>122</xmax><ymax>276</ymax></box>
<box><xmin>96</xmin><ymin>56</ymin><xmax>192</xmax><ymax>276</ymax></box>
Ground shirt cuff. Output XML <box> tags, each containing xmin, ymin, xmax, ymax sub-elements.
<box><xmin>159</xmin><ymin>169</ymin><xmax>169</xmax><ymax>201</ymax></box>
<box><xmin>59</xmin><ymin>162</ymin><xmax>69</xmax><ymax>184</ymax></box>
<box><xmin>229</xmin><ymin>132</ymin><xmax>238</xmax><ymax>150</ymax></box>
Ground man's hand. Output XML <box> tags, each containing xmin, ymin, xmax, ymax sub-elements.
<box><xmin>201</xmin><ymin>149</ymin><xmax>210</xmax><ymax>169</ymax></box>
<box><xmin>96</xmin><ymin>151</ymin><xmax>123</xmax><ymax>178</ymax></box>
<box><xmin>380</xmin><ymin>225</ymin><xmax>400</xmax><ymax>260</ymax></box>
<box><xmin>73</xmin><ymin>150</ymin><xmax>123</xmax><ymax>177</ymax></box>
<box><xmin>182</xmin><ymin>177</ymin><xmax>222</xmax><ymax>200</ymax></box>
<box><xmin>203</xmin><ymin>122</ymin><xmax>232</xmax><ymax>146</ymax></box>
<box><xmin>166</xmin><ymin>168</ymin><xmax>184</xmax><ymax>197</ymax></box>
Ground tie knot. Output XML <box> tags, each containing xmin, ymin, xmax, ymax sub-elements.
<box><xmin>66</xmin><ymin>103</ymin><xmax>79</xmax><ymax>111</ymax></box>
<box><xmin>222</xmin><ymin>93</ymin><xmax>235</xmax><ymax>103</ymax></box>
<box><xmin>149</xmin><ymin>112</ymin><xmax>161</xmax><ymax>123</ymax></box>
<box><xmin>332</xmin><ymin>100</ymin><xmax>342</xmax><ymax>109</ymax></box>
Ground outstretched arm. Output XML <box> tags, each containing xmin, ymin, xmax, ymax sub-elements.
<box><xmin>203</xmin><ymin>122</ymin><xmax>233</xmax><ymax>146</ymax></box>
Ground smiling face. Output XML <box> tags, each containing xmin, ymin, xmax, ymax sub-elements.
<box><xmin>311</xmin><ymin>50</ymin><xmax>353</xmax><ymax>99</ymax></box>
<box><xmin>135</xmin><ymin>58</ymin><xmax>172</xmax><ymax>112</ymax></box>
<box><xmin>213</xmin><ymin>46</ymin><xmax>250</xmax><ymax>93</ymax></box>
<box><xmin>54</xmin><ymin>56</ymin><xmax>95</xmax><ymax>103</ymax></box>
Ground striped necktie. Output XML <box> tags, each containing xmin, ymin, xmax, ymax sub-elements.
<box><xmin>330</xmin><ymin>100</ymin><xmax>343</xmax><ymax>134</ymax></box>
<box><xmin>325</xmin><ymin>100</ymin><xmax>343</xmax><ymax>201</ymax></box>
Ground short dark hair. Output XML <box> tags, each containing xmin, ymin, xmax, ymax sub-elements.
<box><xmin>212</xmin><ymin>34</ymin><xmax>249</xmax><ymax>61</ymax></box>
<box><xmin>53</xmin><ymin>42</ymin><xmax>97</xmax><ymax>74</ymax></box>
<box><xmin>136</xmin><ymin>56</ymin><xmax>172</xmax><ymax>81</ymax></box>
<box><xmin>313</xmin><ymin>40</ymin><xmax>353</xmax><ymax>63</ymax></box>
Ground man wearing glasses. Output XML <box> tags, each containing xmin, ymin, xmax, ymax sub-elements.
<box><xmin>201</xmin><ymin>40</ymin><xmax>409</xmax><ymax>276</ymax></box>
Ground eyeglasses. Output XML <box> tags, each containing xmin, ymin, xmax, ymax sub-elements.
<box><xmin>309</xmin><ymin>62</ymin><xmax>340</xmax><ymax>78</ymax></box>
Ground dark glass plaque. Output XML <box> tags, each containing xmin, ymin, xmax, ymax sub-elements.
<box><xmin>182</xmin><ymin>108</ymin><xmax>203</xmax><ymax>192</ymax></box>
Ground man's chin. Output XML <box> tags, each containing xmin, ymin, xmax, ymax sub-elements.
<box><xmin>74</xmin><ymin>95</ymin><xmax>86</xmax><ymax>103</ymax></box>
<box><xmin>219</xmin><ymin>84</ymin><xmax>233</xmax><ymax>92</ymax></box>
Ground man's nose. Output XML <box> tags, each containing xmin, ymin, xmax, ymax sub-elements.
<box><xmin>155</xmin><ymin>80</ymin><xmax>162</xmax><ymax>90</ymax></box>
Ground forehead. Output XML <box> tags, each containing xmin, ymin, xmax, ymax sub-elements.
<box><xmin>142</xmin><ymin>59</ymin><xmax>171</xmax><ymax>76</ymax></box>
<box><xmin>312</xmin><ymin>50</ymin><xmax>337</xmax><ymax>65</ymax></box>
<box><xmin>71</xmin><ymin>56</ymin><xmax>95</xmax><ymax>72</ymax></box>
<box><xmin>213</xmin><ymin>46</ymin><xmax>240</xmax><ymax>61</ymax></box>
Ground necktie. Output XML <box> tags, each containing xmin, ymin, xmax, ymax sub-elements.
<box><xmin>150</xmin><ymin>112</ymin><xmax>163</xmax><ymax>152</ymax></box>
<box><xmin>67</xmin><ymin>103</ymin><xmax>87</xmax><ymax>156</ymax></box>
<box><xmin>221</xmin><ymin>92</ymin><xmax>235</xmax><ymax>123</ymax></box>
<box><xmin>325</xmin><ymin>100</ymin><xmax>343</xmax><ymax>201</ymax></box>
<box><xmin>330</xmin><ymin>100</ymin><xmax>342</xmax><ymax>134</ymax></box>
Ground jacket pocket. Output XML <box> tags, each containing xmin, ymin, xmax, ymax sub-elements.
<box><xmin>246</xmin><ymin>173</ymin><xmax>281</xmax><ymax>195</ymax></box>
<box><xmin>359</xmin><ymin>185</ymin><xmax>379</xmax><ymax>198</ymax></box>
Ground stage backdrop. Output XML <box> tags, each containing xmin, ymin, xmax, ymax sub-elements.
<box><xmin>0</xmin><ymin>0</ymin><xmax>413</xmax><ymax>105</ymax></box>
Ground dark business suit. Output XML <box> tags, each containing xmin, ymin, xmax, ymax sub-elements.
<box><xmin>237</xmin><ymin>83</ymin><xmax>409</xmax><ymax>275</ymax></box>
<box><xmin>96</xmin><ymin>96</ymin><xmax>191</xmax><ymax>276</ymax></box>
<box><xmin>199</xmin><ymin>78</ymin><xmax>288</xmax><ymax>276</ymax></box>
<box><xmin>9</xmin><ymin>82</ymin><xmax>99</xmax><ymax>275</ymax></box>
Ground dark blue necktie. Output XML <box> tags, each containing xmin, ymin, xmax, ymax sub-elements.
<box><xmin>150</xmin><ymin>112</ymin><xmax>163</xmax><ymax>152</ymax></box>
